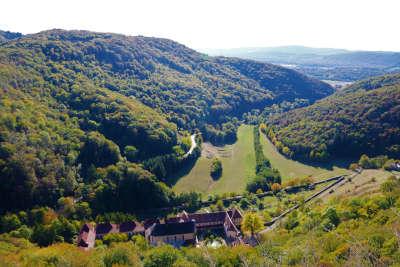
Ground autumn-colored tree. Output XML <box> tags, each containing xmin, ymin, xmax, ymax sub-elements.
<box><xmin>259</xmin><ymin>123</ymin><xmax>267</xmax><ymax>133</ymax></box>
<box><xmin>349</xmin><ymin>163</ymin><xmax>359</xmax><ymax>171</ymax></box>
<box><xmin>271</xmin><ymin>183</ymin><xmax>282</xmax><ymax>193</ymax></box>
<box><xmin>241</xmin><ymin>212</ymin><xmax>264</xmax><ymax>236</ymax></box>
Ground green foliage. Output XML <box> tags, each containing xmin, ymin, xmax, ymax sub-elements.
<box><xmin>283</xmin><ymin>212</ymin><xmax>299</xmax><ymax>230</ymax></box>
<box><xmin>78</xmin><ymin>131</ymin><xmax>121</xmax><ymax>169</ymax></box>
<box><xmin>103</xmin><ymin>233</ymin><xmax>129</xmax><ymax>246</ymax></box>
<box><xmin>103</xmin><ymin>243</ymin><xmax>141</xmax><ymax>267</ymax></box>
<box><xmin>0</xmin><ymin>29</ymin><xmax>332</xmax><ymax>215</ymax></box>
<box><xmin>174</xmin><ymin>191</ymin><xmax>202</xmax><ymax>212</ymax></box>
<box><xmin>124</xmin><ymin>145</ymin><xmax>138</xmax><ymax>162</ymax></box>
<box><xmin>266</xmin><ymin>73</ymin><xmax>400</xmax><ymax>160</ymax></box>
<box><xmin>247</xmin><ymin>126</ymin><xmax>281</xmax><ymax>192</ymax></box>
<box><xmin>9</xmin><ymin>225</ymin><xmax>33</xmax><ymax>240</ymax></box>
<box><xmin>144</xmin><ymin>245</ymin><xmax>180</xmax><ymax>267</ymax></box>
<box><xmin>241</xmin><ymin>212</ymin><xmax>264</xmax><ymax>236</ymax></box>
<box><xmin>210</xmin><ymin>157</ymin><xmax>222</xmax><ymax>179</ymax></box>
<box><xmin>0</xmin><ymin>214</ymin><xmax>21</xmax><ymax>233</ymax></box>
<box><xmin>358</xmin><ymin>154</ymin><xmax>389</xmax><ymax>169</ymax></box>
<box><xmin>253</xmin><ymin>126</ymin><xmax>271</xmax><ymax>173</ymax></box>
<box><xmin>92</xmin><ymin>162</ymin><xmax>173</xmax><ymax>213</ymax></box>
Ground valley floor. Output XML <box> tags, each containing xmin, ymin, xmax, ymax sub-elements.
<box><xmin>173</xmin><ymin>124</ymin><xmax>352</xmax><ymax>196</ymax></box>
<box><xmin>259</xmin><ymin>131</ymin><xmax>350</xmax><ymax>181</ymax></box>
<box><xmin>173</xmin><ymin>125</ymin><xmax>256</xmax><ymax>196</ymax></box>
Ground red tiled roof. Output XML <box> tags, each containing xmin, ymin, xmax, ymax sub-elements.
<box><xmin>187</xmin><ymin>211</ymin><xmax>227</xmax><ymax>224</ymax></box>
<box><xmin>150</xmin><ymin>221</ymin><xmax>196</xmax><ymax>236</ymax></box>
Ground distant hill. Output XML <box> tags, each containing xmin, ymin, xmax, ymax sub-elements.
<box><xmin>0</xmin><ymin>30</ymin><xmax>22</xmax><ymax>42</ymax></box>
<box><xmin>203</xmin><ymin>46</ymin><xmax>400</xmax><ymax>81</ymax></box>
<box><xmin>265</xmin><ymin>73</ymin><xmax>400</xmax><ymax>161</ymax></box>
<box><xmin>203</xmin><ymin>46</ymin><xmax>348</xmax><ymax>61</ymax></box>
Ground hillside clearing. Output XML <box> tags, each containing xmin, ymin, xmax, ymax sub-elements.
<box><xmin>259</xmin><ymin>131</ymin><xmax>350</xmax><ymax>181</ymax></box>
<box><xmin>320</xmin><ymin>169</ymin><xmax>394</xmax><ymax>201</ymax></box>
<box><xmin>173</xmin><ymin>125</ymin><xmax>256</xmax><ymax>196</ymax></box>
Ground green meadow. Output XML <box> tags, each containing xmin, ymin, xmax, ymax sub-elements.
<box><xmin>259</xmin><ymin>131</ymin><xmax>350</xmax><ymax>181</ymax></box>
<box><xmin>173</xmin><ymin>125</ymin><xmax>256</xmax><ymax>196</ymax></box>
<box><xmin>173</xmin><ymin>125</ymin><xmax>350</xmax><ymax>196</ymax></box>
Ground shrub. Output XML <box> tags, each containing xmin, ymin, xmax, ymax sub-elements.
<box><xmin>271</xmin><ymin>183</ymin><xmax>282</xmax><ymax>193</ymax></box>
<box><xmin>210</xmin><ymin>158</ymin><xmax>222</xmax><ymax>179</ymax></box>
<box><xmin>144</xmin><ymin>245</ymin><xmax>180</xmax><ymax>267</ymax></box>
<box><xmin>103</xmin><ymin>233</ymin><xmax>129</xmax><ymax>246</ymax></box>
<box><xmin>124</xmin><ymin>145</ymin><xmax>138</xmax><ymax>162</ymax></box>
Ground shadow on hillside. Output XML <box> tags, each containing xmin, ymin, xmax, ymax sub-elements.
<box><xmin>294</xmin><ymin>157</ymin><xmax>356</xmax><ymax>171</ymax></box>
<box><xmin>166</xmin><ymin>157</ymin><xmax>199</xmax><ymax>187</ymax></box>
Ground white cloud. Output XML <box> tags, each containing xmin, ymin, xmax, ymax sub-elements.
<box><xmin>0</xmin><ymin>0</ymin><xmax>399</xmax><ymax>51</ymax></box>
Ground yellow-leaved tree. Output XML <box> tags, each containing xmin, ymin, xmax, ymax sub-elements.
<box><xmin>241</xmin><ymin>212</ymin><xmax>264</xmax><ymax>236</ymax></box>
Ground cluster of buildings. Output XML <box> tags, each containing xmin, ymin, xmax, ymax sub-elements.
<box><xmin>78</xmin><ymin>208</ymin><xmax>243</xmax><ymax>249</ymax></box>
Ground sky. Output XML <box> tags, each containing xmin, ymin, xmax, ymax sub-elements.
<box><xmin>1</xmin><ymin>0</ymin><xmax>399</xmax><ymax>51</ymax></box>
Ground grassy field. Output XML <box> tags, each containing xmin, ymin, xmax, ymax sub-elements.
<box><xmin>173</xmin><ymin>125</ymin><xmax>256</xmax><ymax>196</ymax></box>
<box><xmin>259</xmin><ymin>131</ymin><xmax>350</xmax><ymax>181</ymax></box>
<box><xmin>173</xmin><ymin>124</ymin><xmax>352</xmax><ymax>196</ymax></box>
<box><xmin>321</xmin><ymin>169</ymin><xmax>394</xmax><ymax>202</ymax></box>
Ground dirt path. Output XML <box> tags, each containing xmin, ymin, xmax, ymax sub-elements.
<box><xmin>184</xmin><ymin>134</ymin><xmax>198</xmax><ymax>157</ymax></box>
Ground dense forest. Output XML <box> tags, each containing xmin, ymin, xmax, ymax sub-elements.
<box><xmin>0</xmin><ymin>29</ymin><xmax>333</xmax><ymax>215</ymax></box>
<box><xmin>5</xmin><ymin>29</ymin><xmax>333</xmax><ymax>143</ymax></box>
<box><xmin>265</xmin><ymin>74</ymin><xmax>400</xmax><ymax>161</ymax></box>
<box><xmin>246</xmin><ymin>125</ymin><xmax>281</xmax><ymax>193</ymax></box>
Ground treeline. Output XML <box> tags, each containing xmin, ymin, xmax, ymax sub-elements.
<box><xmin>201</xmin><ymin>121</ymin><xmax>238</xmax><ymax>145</ymax></box>
<box><xmin>349</xmin><ymin>154</ymin><xmax>400</xmax><ymax>171</ymax></box>
<box><xmin>265</xmin><ymin>73</ymin><xmax>400</xmax><ymax>161</ymax></box>
<box><xmin>246</xmin><ymin>126</ymin><xmax>281</xmax><ymax>193</ymax></box>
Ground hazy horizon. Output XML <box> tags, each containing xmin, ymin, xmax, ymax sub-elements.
<box><xmin>199</xmin><ymin>45</ymin><xmax>400</xmax><ymax>53</ymax></box>
<box><xmin>1</xmin><ymin>0</ymin><xmax>400</xmax><ymax>52</ymax></box>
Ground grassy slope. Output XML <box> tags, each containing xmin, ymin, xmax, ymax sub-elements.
<box><xmin>260</xmin><ymin>131</ymin><xmax>349</xmax><ymax>181</ymax></box>
<box><xmin>173</xmin><ymin>125</ymin><xmax>256</xmax><ymax>196</ymax></box>
<box><xmin>321</xmin><ymin>169</ymin><xmax>394</xmax><ymax>201</ymax></box>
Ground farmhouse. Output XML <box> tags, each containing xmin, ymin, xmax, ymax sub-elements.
<box><xmin>94</xmin><ymin>221</ymin><xmax>145</xmax><ymax>239</ymax></box>
<box><xmin>165</xmin><ymin>208</ymin><xmax>243</xmax><ymax>246</ymax></box>
<box><xmin>167</xmin><ymin>208</ymin><xmax>243</xmax><ymax>229</ymax></box>
<box><xmin>145</xmin><ymin>221</ymin><xmax>196</xmax><ymax>247</ymax></box>
<box><xmin>77</xmin><ymin>208</ymin><xmax>243</xmax><ymax>249</ymax></box>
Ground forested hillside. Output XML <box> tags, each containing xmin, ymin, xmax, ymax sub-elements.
<box><xmin>0</xmin><ymin>29</ymin><xmax>332</xmax><ymax>214</ymax></box>
<box><xmin>0</xmin><ymin>30</ymin><xmax>22</xmax><ymax>43</ymax></box>
<box><xmin>0</xmin><ymin>48</ymin><xmax>181</xmax><ymax>214</ymax></box>
<box><xmin>265</xmin><ymin>74</ymin><xmax>400</xmax><ymax>161</ymax></box>
<box><xmin>9</xmin><ymin>29</ymin><xmax>332</xmax><ymax>143</ymax></box>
